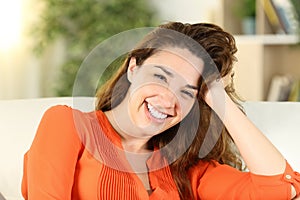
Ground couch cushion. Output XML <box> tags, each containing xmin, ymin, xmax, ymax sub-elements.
<box><xmin>0</xmin><ymin>97</ymin><xmax>95</xmax><ymax>200</ymax></box>
<box><xmin>243</xmin><ymin>101</ymin><xmax>300</xmax><ymax>170</ymax></box>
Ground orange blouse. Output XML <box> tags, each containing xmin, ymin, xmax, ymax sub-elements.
<box><xmin>21</xmin><ymin>105</ymin><xmax>300</xmax><ymax>199</ymax></box>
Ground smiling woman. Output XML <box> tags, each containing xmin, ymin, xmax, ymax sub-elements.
<box><xmin>21</xmin><ymin>22</ymin><xmax>300</xmax><ymax>200</ymax></box>
<box><xmin>106</xmin><ymin>50</ymin><xmax>202</xmax><ymax>139</ymax></box>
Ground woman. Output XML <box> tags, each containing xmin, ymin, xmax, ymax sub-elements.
<box><xmin>22</xmin><ymin>22</ymin><xmax>300</xmax><ymax>199</ymax></box>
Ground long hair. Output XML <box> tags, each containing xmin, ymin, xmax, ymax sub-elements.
<box><xmin>95</xmin><ymin>22</ymin><xmax>243</xmax><ymax>199</ymax></box>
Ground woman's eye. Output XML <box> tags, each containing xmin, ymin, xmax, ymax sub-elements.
<box><xmin>181</xmin><ymin>90</ymin><xmax>194</xmax><ymax>98</ymax></box>
<box><xmin>154</xmin><ymin>74</ymin><xmax>167</xmax><ymax>83</ymax></box>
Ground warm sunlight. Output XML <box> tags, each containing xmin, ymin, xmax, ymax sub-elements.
<box><xmin>0</xmin><ymin>0</ymin><xmax>22</xmax><ymax>51</ymax></box>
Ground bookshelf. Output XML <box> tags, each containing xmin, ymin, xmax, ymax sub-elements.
<box><xmin>219</xmin><ymin>0</ymin><xmax>300</xmax><ymax>101</ymax></box>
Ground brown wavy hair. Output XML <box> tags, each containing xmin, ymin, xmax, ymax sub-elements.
<box><xmin>95</xmin><ymin>22</ymin><xmax>244</xmax><ymax>199</ymax></box>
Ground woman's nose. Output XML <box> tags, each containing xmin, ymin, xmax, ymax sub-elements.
<box><xmin>158</xmin><ymin>91</ymin><xmax>176</xmax><ymax>109</ymax></box>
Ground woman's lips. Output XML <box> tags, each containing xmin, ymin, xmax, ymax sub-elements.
<box><xmin>144</xmin><ymin>102</ymin><xmax>168</xmax><ymax>123</ymax></box>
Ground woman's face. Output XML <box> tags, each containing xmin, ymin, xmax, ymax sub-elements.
<box><xmin>124</xmin><ymin>48</ymin><xmax>204</xmax><ymax>137</ymax></box>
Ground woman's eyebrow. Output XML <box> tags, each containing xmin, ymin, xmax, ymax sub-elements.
<box><xmin>154</xmin><ymin>65</ymin><xmax>198</xmax><ymax>90</ymax></box>
<box><xmin>154</xmin><ymin>65</ymin><xmax>174</xmax><ymax>77</ymax></box>
<box><xmin>185</xmin><ymin>84</ymin><xmax>199</xmax><ymax>91</ymax></box>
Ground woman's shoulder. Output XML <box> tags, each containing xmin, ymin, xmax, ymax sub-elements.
<box><xmin>189</xmin><ymin>160</ymin><xmax>220</xmax><ymax>175</ymax></box>
<box><xmin>39</xmin><ymin>105</ymin><xmax>72</xmax><ymax>126</ymax></box>
<box><xmin>38</xmin><ymin>105</ymin><xmax>98</xmax><ymax>138</ymax></box>
<box><xmin>27</xmin><ymin>105</ymin><xmax>86</xmax><ymax>157</ymax></box>
<box><xmin>188</xmin><ymin>160</ymin><xmax>216</xmax><ymax>184</ymax></box>
<box><xmin>42</xmin><ymin>105</ymin><xmax>95</xmax><ymax>122</ymax></box>
<box><xmin>188</xmin><ymin>159</ymin><xmax>243</xmax><ymax>182</ymax></box>
<box><xmin>44</xmin><ymin>104</ymin><xmax>80</xmax><ymax>116</ymax></box>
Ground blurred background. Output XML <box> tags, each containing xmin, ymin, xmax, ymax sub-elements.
<box><xmin>0</xmin><ymin>0</ymin><xmax>299</xmax><ymax>101</ymax></box>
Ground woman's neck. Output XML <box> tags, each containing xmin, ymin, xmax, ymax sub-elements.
<box><xmin>104</xmin><ymin>109</ymin><xmax>153</xmax><ymax>176</ymax></box>
<box><xmin>104</xmin><ymin>109</ymin><xmax>151</xmax><ymax>153</ymax></box>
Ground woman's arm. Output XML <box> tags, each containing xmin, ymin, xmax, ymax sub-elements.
<box><xmin>204</xmin><ymin>80</ymin><xmax>297</xmax><ymax>198</ymax></box>
<box><xmin>22</xmin><ymin>105</ymin><xmax>83</xmax><ymax>199</ymax></box>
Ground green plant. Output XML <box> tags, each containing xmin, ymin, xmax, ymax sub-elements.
<box><xmin>234</xmin><ymin>0</ymin><xmax>256</xmax><ymax>18</ymax></box>
<box><xmin>291</xmin><ymin>0</ymin><xmax>300</xmax><ymax>33</ymax></box>
<box><xmin>32</xmin><ymin>0</ymin><xmax>158</xmax><ymax>96</ymax></box>
<box><xmin>291</xmin><ymin>0</ymin><xmax>300</xmax><ymax>19</ymax></box>
<box><xmin>289</xmin><ymin>0</ymin><xmax>300</xmax><ymax>47</ymax></box>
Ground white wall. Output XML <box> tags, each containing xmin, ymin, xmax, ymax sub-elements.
<box><xmin>0</xmin><ymin>0</ymin><xmax>75</xmax><ymax>100</ymax></box>
<box><xmin>0</xmin><ymin>0</ymin><xmax>41</xmax><ymax>99</ymax></box>
<box><xmin>0</xmin><ymin>46</ymin><xmax>40</xmax><ymax>99</ymax></box>
<box><xmin>151</xmin><ymin>0</ymin><xmax>219</xmax><ymax>24</ymax></box>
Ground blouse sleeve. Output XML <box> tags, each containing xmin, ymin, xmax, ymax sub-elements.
<box><xmin>197</xmin><ymin>160</ymin><xmax>300</xmax><ymax>200</ymax></box>
<box><xmin>21</xmin><ymin>105</ymin><xmax>83</xmax><ymax>200</ymax></box>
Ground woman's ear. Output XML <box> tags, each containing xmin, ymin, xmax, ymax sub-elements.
<box><xmin>127</xmin><ymin>57</ymin><xmax>138</xmax><ymax>83</ymax></box>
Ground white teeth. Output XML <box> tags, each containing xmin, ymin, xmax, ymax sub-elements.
<box><xmin>147</xmin><ymin>103</ymin><xmax>167</xmax><ymax>120</ymax></box>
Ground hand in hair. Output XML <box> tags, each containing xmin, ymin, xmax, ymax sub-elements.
<box><xmin>203</xmin><ymin>73</ymin><xmax>229</xmax><ymax>108</ymax></box>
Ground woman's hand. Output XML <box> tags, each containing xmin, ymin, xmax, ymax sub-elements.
<box><xmin>203</xmin><ymin>72</ymin><xmax>232</xmax><ymax>111</ymax></box>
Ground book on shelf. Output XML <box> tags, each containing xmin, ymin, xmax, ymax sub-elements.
<box><xmin>288</xmin><ymin>79</ymin><xmax>300</xmax><ymax>101</ymax></box>
<box><xmin>269</xmin><ymin>0</ymin><xmax>299</xmax><ymax>34</ymax></box>
<box><xmin>260</xmin><ymin>0</ymin><xmax>284</xmax><ymax>34</ymax></box>
<box><xmin>267</xmin><ymin>75</ymin><xmax>294</xmax><ymax>101</ymax></box>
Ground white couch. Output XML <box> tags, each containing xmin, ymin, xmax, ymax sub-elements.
<box><xmin>0</xmin><ymin>97</ymin><xmax>299</xmax><ymax>200</ymax></box>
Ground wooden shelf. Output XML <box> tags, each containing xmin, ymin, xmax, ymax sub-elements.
<box><xmin>233</xmin><ymin>36</ymin><xmax>300</xmax><ymax>101</ymax></box>
<box><xmin>235</xmin><ymin>34</ymin><xmax>299</xmax><ymax>45</ymax></box>
<box><xmin>220</xmin><ymin>0</ymin><xmax>300</xmax><ymax>101</ymax></box>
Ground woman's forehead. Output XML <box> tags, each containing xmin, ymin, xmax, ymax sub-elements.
<box><xmin>143</xmin><ymin>49</ymin><xmax>203</xmax><ymax>75</ymax></box>
<box><xmin>140</xmin><ymin>50</ymin><xmax>203</xmax><ymax>86</ymax></box>
<box><xmin>148</xmin><ymin>48</ymin><xmax>203</xmax><ymax>71</ymax></box>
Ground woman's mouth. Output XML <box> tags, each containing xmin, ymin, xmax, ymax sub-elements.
<box><xmin>146</xmin><ymin>103</ymin><xmax>168</xmax><ymax>120</ymax></box>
